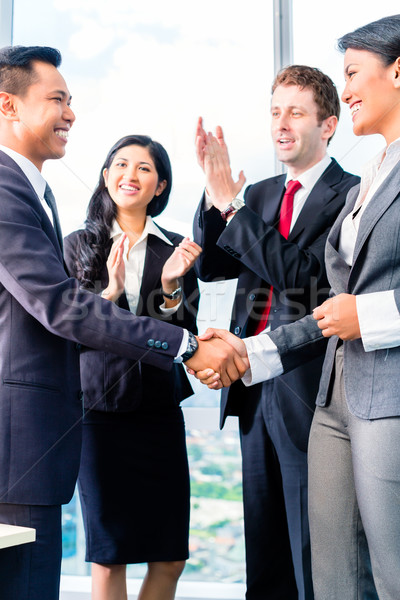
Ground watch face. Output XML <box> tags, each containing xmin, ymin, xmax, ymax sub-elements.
<box><xmin>232</xmin><ymin>198</ymin><xmax>244</xmax><ymax>210</ymax></box>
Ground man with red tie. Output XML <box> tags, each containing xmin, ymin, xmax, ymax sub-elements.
<box><xmin>193</xmin><ymin>65</ymin><xmax>360</xmax><ymax>600</ymax></box>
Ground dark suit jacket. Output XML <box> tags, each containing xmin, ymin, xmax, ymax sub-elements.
<box><xmin>64</xmin><ymin>227</ymin><xmax>199</xmax><ymax>412</ymax></box>
<box><xmin>193</xmin><ymin>158</ymin><xmax>359</xmax><ymax>450</ymax></box>
<box><xmin>0</xmin><ymin>150</ymin><xmax>184</xmax><ymax>506</ymax></box>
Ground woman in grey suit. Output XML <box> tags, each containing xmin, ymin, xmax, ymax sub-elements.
<box><xmin>64</xmin><ymin>135</ymin><xmax>201</xmax><ymax>600</ymax></box>
<box><xmin>195</xmin><ymin>14</ymin><xmax>400</xmax><ymax>600</ymax></box>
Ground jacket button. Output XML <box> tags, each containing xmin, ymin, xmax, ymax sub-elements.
<box><xmin>249</xmin><ymin>294</ymin><xmax>256</xmax><ymax>301</ymax></box>
<box><xmin>75</xmin><ymin>343</ymin><xmax>81</xmax><ymax>351</ymax></box>
<box><xmin>234</xmin><ymin>326</ymin><xmax>241</xmax><ymax>335</ymax></box>
<box><xmin>154</xmin><ymin>340</ymin><xmax>162</xmax><ymax>348</ymax></box>
<box><xmin>161</xmin><ymin>342</ymin><xmax>169</xmax><ymax>350</ymax></box>
<box><xmin>147</xmin><ymin>339</ymin><xmax>155</xmax><ymax>347</ymax></box>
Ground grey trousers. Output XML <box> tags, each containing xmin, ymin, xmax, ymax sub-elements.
<box><xmin>308</xmin><ymin>345</ymin><xmax>400</xmax><ymax>600</ymax></box>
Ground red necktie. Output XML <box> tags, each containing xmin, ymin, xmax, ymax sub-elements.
<box><xmin>253</xmin><ymin>180</ymin><xmax>302</xmax><ymax>335</ymax></box>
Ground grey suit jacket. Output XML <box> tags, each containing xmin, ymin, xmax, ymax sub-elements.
<box><xmin>269</xmin><ymin>159</ymin><xmax>400</xmax><ymax>419</ymax></box>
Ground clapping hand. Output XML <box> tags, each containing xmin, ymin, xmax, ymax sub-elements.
<box><xmin>161</xmin><ymin>238</ymin><xmax>202</xmax><ymax>306</ymax></box>
<box><xmin>102</xmin><ymin>233</ymin><xmax>127</xmax><ymax>303</ymax></box>
<box><xmin>186</xmin><ymin>328</ymin><xmax>249</xmax><ymax>389</ymax></box>
<box><xmin>195</xmin><ymin>117</ymin><xmax>246</xmax><ymax>211</ymax></box>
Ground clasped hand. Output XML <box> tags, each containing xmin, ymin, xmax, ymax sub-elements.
<box><xmin>313</xmin><ymin>293</ymin><xmax>361</xmax><ymax>340</ymax></box>
<box><xmin>185</xmin><ymin>328</ymin><xmax>249</xmax><ymax>389</ymax></box>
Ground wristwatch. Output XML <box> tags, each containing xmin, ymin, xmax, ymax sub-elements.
<box><xmin>220</xmin><ymin>197</ymin><xmax>245</xmax><ymax>221</ymax></box>
<box><xmin>181</xmin><ymin>331</ymin><xmax>199</xmax><ymax>363</ymax></box>
<box><xmin>161</xmin><ymin>286</ymin><xmax>182</xmax><ymax>300</ymax></box>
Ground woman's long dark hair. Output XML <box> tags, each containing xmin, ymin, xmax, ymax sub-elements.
<box><xmin>76</xmin><ymin>135</ymin><xmax>172</xmax><ymax>288</ymax></box>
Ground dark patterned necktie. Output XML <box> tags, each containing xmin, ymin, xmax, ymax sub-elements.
<box><xmin>44</xmin><ymin>183</ymin><xmax>63</xmax><ymax>251</ymax></box>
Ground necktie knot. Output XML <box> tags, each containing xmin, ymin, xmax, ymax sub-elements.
<box><xmin>285</xmin><ymin>179</ymin><xmax>302</xmax><ymax>196</ymax></box>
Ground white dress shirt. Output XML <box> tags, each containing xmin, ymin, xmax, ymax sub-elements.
<box><xmin>109</xmin><ymin>217</ymin><xmax>183</xmax><ymax>317</ymax></box>
<box><xmin>243</xmin><ymin>139</ymin><xmax>400</xmax><ymax>386</ymax></box>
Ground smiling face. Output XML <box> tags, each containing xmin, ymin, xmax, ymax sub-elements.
<box><xmin>103</xmin><ymin>144</ymin><xmax>167</xmax><ymax>219</ymax></box>
<box><xmin>342</xmin><ymin>49</ymin><xmax>400</xmax><ymax>144</ymax></box>
<box><xmin>11</xmin><ymin>61</ymin><xmax>75</xmax><ymax>170</ymax></box>
<box><xmin>270</xmin><ymin>84</ymin><xmax>337</xmax><ymax>177</ymax></box>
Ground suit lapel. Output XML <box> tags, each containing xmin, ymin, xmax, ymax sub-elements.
<box><xmin>325</xmin><ymin>185</ymin><xmax>359</xmax><ymax>292</ymax></box>
<box><xmin>288</xmin><ymin>159</ymin><xmax>344</xmax><ymax>242</ymax></box>
<box><xmin>0</xmin><ymin>150</ymin><xmax>65</xmax><ymax>262</ymax></box>
<box><xmin>352</xmin><ymin>159</ymin><xmax>400</xmax><ymax>267</ymax></box>
<box><xmin>258</xmin><ymin>175</ymin><xmax>286</xmax><ymax>227</ymax></box>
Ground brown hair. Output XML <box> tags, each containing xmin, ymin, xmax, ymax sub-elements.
<box><xmin>272</xmin><ymin>64</ymin><xmax>340</xmax><ymax>125</ymax></box>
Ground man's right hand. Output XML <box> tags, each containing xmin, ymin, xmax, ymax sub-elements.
<box><xmin>184</xmin><ymin>333</ymin><xmax>249</xmax><ymax>388</ymax></box>
<box><xmin>195</xmin><ymin>117</ymin><xmax>246</xmax><ymax>210</ymax></box>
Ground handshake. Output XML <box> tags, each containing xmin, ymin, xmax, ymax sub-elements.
<box><xmin>184</xmin><ymin>329</ymin><xmax>249</xmax><ymax>389</ymax></box>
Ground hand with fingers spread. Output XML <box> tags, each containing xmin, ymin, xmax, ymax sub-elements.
<box><xmin>161</xmin><ymin>238</ymin><xmax>202</xmax><ymax>306</ymax></box>
<box><xmin>313</xmin><ymin>293</ymin><xmax>361</xmax><ymax>340</ymax></box>
<box><xmin>186</xmin><ymin>328</ymin><xmax>249</xmax><ymax>389</ymax></box>
<box><xmin>101</xmin><ymin>233</ymin><xmax>127</xmax><ymax>302</ymax></box>
<box><xmin>195</xmin><ymin>116</ymin><xmax>246</xmax><ymax>211</ymax></box>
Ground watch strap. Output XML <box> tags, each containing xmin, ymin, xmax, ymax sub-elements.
<box><xmin>181</xmin><ymin>331</ymin><xmax>199</xmax><ymax>362</ymax></box>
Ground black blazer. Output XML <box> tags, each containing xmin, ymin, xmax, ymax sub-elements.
<box><xmin>0</xmin><ymin>150</ymin><xmax>184</xmax><ymax>506</ymax></box>
<box><xmin>193</xmin><ymin>158</ymin><xmax>360</xmax><ymax>450</ymax></box>
<box><xmin>64</xmin><ymin>227</ymin><xmax>199</xmax><ymax>412</ymax></box>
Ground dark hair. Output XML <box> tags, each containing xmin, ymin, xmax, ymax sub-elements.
<box><xmin>272</xmin><ymin>65</ymin><xmax>340</xmax><ymax>143</ymax></box>
<box><xmin>337</xmin><ymin>14</ymin><xmax>400</xmax><ymax>66</ymax></box>
<box><xmin>0</xmin><ymin>45</ymin><xmax>61</xmax><ymax>96</ymax></box>
<box><xmin>76</xmin><ymin>135</ymin><xmax>172</xmax><ymax>288</ymax></box>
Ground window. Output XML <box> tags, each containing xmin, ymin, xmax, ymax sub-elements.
<box><xmin>12</xmin><ymin>0</ymin><xmax>273</xmax><ymax>591</ymax></box>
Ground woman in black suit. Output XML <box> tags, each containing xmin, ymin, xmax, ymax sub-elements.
<box><xmin>64</xmin><ymin>135</ymin><xmax>201</xmax><ymax>600</ymax></box>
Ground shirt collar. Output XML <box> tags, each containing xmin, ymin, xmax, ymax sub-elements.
<box><xmin>110</xmin><ymin>216</ymin><xmax>173</xmax><ymax>247</ymax></box>
<box><xmin>365</xmin><ymin>136</ymin><xmax>400</xmax><ymax>172</ymax></box>
<box><xmin>0</xmin><ymin>145</ymin><xmax>46</xmax><ymax>199</ymax></box>
<box><xmin>286</xmin><ymin>154</ymin><xmax>332</xmax><ymax>191</ymax></box>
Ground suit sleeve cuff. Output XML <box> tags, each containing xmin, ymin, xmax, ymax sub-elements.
<box><xmin>356</xmin><ymin>291</ymin><xmax>400</xmax><ymax>351</ymax></box>
<box><xmin>174</xmin><ymin>329</ymin><xmax>189</xmax><ymax>362</ymax></box>
<box><xmin>241</xmin><ymin>333</ymin><xmax>283</xmax><ymax>386</ymax></box>
<box><xmin>159</xmin><ymin>298</ymin><xmax>183</xmax><ymax>316</ymax></box>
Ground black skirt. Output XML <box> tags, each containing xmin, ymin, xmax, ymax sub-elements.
<box><xmin>78</xmin><ymin>406</ymin><xmax>190</xmax><ymax>564</ymax></box>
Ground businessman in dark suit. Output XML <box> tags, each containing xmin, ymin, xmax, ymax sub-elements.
<box><xmin>193</xmin><ymin>66</ymin><xmax>359</xmax><ymax>599</ymax></box>
<box><xmin>0</xmin><ymin>45</ymin><xmax>246</xmax><ymax>600</ymax></box>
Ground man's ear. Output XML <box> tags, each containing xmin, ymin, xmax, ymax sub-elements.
<box><xmin>321</xmin><ymin>115</ymin><xmax>338</xmax><ymax>141</ymax></box>
<box><xmin>0</xmin><ymin>92</ymin><xmax>19</xmax><ymax>120</ymax></box>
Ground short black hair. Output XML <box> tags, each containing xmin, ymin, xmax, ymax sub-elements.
<box><xmin>0</xmin><ymin>45</ymin><xmax>62</xmax><ymax>96</ymax></box>
<box><xmin>337</xmin><ymin>15</ymin><xmax>400</xmax><ymax>66</ymax></box>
